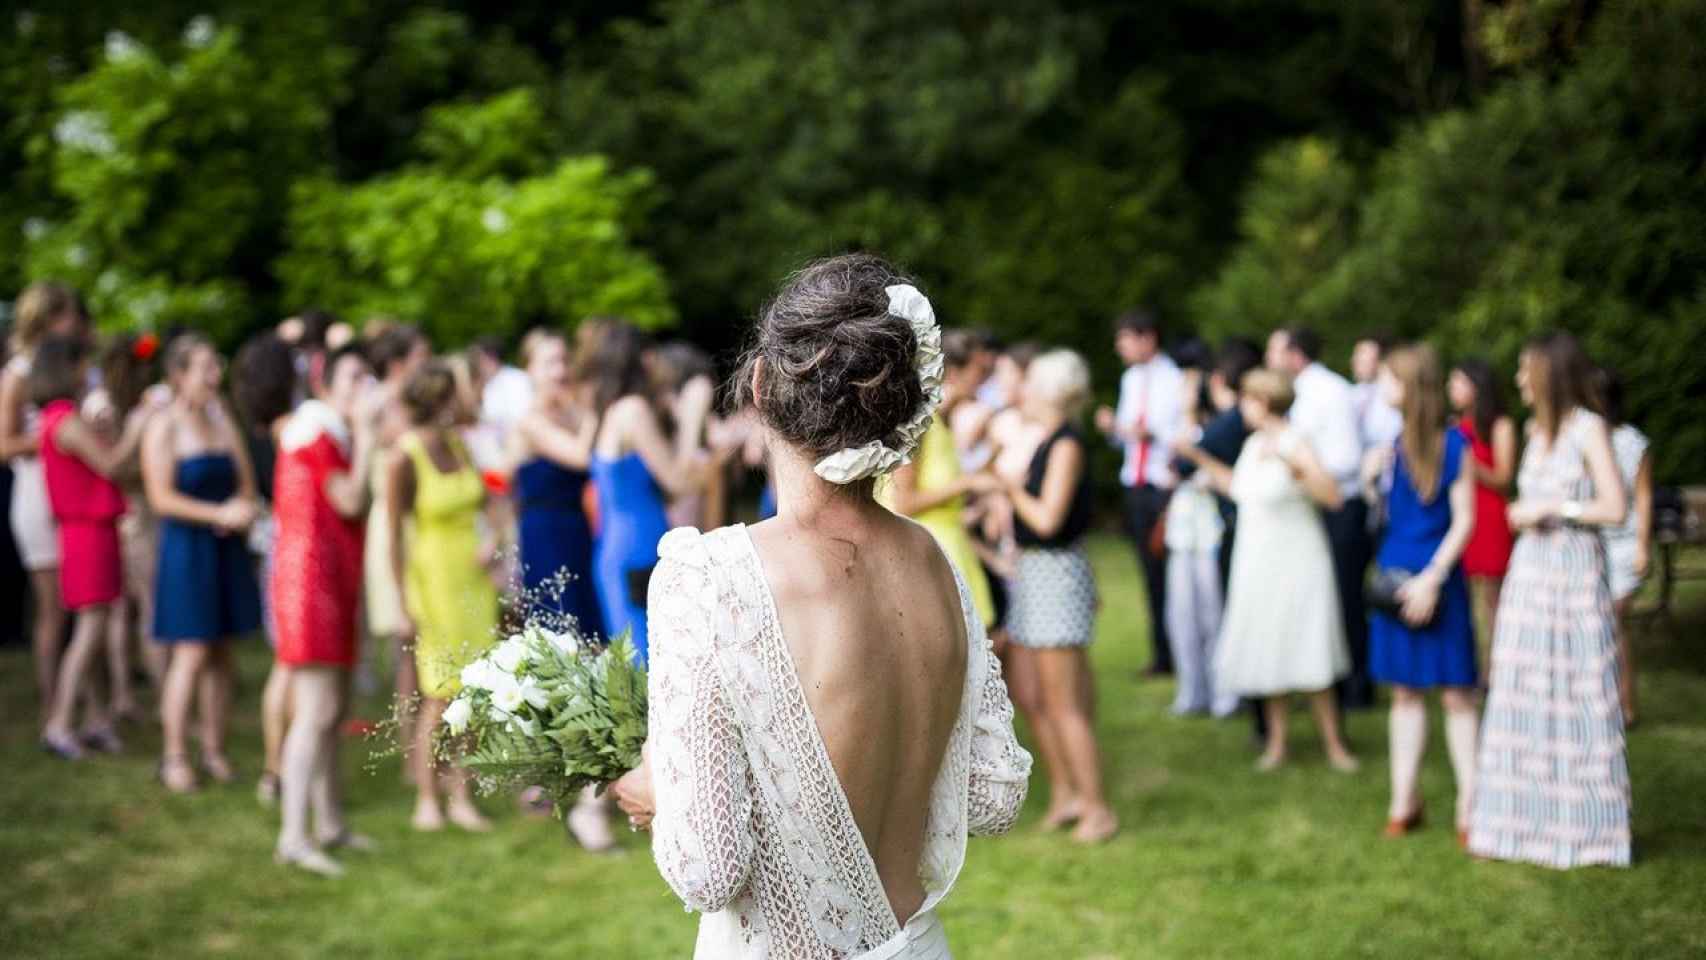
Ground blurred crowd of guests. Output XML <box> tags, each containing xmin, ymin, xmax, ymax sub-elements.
<box><xmin>2</xmin><ymin>277</ymin><xmax>1651</xmax><ymax>873</ymax></box>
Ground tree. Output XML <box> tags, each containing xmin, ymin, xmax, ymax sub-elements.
<box><xmin>276</xmin><ymin>90</ymin><xmax>674</xmax><ymax>346</ymax></box>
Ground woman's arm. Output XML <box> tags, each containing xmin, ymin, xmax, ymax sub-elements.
<box><xmin>884</xmin><ymin>457</ymin><xmax>982</xmax><ymax>517</ymax></box>
<box><xmin>1284</xmin><ymin>440</ymin><xmax>1344</xmax><ymax>511</ymax></box>
<box><xmin>141</xmin><ymin>416</ymin><xmax>233</xmax><ymax>528</ymax></box>
<box><xmin>1471</xmin><ymin>416</ymin><xmax>1518</xmax><ymax>492</ymax></box>
<box><xmin>53</xmin><ymin>407</ymin><xmax>153</xmax><ymax>478</ymax></box>
<box><xmin>617</xmin><ymin>397</ymin><xmax>706</xmax><ymax>498</ymax></box>
<box><xmin>518</xmin><ymin>409</ymin><xmax>597</xmax><ymax>471</ymax></box>
<box><xmin>227</xmin><ymin>419</ymin><xmax>262</xmax><ymax>509</ymax></box>
<box><xmin>0</xmin><ymin>368</ymin><xmax>37</xmax><ymax>459</ymax></box>
<box><xmin>1633</xmin><ymin>451</ymin><xmax>1654</xmax><ymax>578</ymax></box>
<box><xmin>1174</xmin><ymin>440</ymin><xmax>1234</xmax><ymax>496</ymax></box>
<box><xmin>1510</xmin><ymin>418</ymin><xmax>1626</xmax><ymax>530</ymax></box>
<box><xmin>1397</xmin><ymin>452</ymin><xmax>1477</xmax><ymax>626</ymax></box>
<box><xmin>1006</xmin><ymin>436</ymin><xmax>1084</xmax><ymax>540</ymax></box>
<box><xmin>964</xmin><ymin>587</ymin><xmax>1032</xmax><ymax>835</ymax></box>
<box><xmin>672</xmin><ymin>374</ymin><xmax>714</xmax><ymax>464</ymax></box>
<box><xmin>386</xmin><ymin>445</ymin><xmax>418</xmax><ymax>636</ymax></box>
<box><xmin>624</xmin><ymin>548</ymin><xmax>755</xmax><ymax>912</ymax></box>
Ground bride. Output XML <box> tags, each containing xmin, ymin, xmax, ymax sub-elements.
<box><xmin>612</xmin><ymin>254</ymin><xmax>1032</xmax><ymax>958</ymax></box>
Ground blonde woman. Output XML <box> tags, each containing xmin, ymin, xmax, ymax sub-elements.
<box><xmin>1</xmin><ymin>282</ymin><xmax>89</xmax><ymax>726</ymax></box>
<box><xmin>1000</xmin><ymin>349</ymin><xmax>1118</xmax><ymax>843</ymax></box>
<box><xmin>1205</xmin><ymin>369</ymin><xmax>1357</xmax><ymax>772</ymax></box>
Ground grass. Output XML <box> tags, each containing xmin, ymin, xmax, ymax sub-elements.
<box><xmin>3</xmin><ymin>534</ymin><xmax>1704</xmax><ymax>958</ymax></box>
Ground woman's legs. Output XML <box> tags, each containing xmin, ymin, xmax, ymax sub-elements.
<box><xmin>392</xmin><ymin>633</ymin><xmax>418</xmax><ymax>782</ymax></box>
<box><xmin>197</xmin><ymin>642</ymin><xmax>236</xmax><ymax>779</ymax></box>
<box><xmin>1005</xmin><ymin>645</ymin><xmax>1074</xmax><ymax>825</ymax></box>
<box><xmin>29</xmin><ymin>568</ymin><xmax>66</xmax><ymax>727</ymax></box>
<box><xmin>1440</xmin><ymin>687</ymin><xmax>1480</xmax><ymax>831</ymax></box>
<box><xmin>1260</xmin><ymin>695</ymin><xmax>1289</xmax><ymax>769</ymax></box>
<box><xmin>159</xmin><ymin>642</ymin><xmax>208</xmax><ymax>791</ymax></box>
<box><xmin>1387</xmin><ymin>686</ymin><xmax>1427</xmax><ymax>821</ymax></box>
<box><xmin>1035</xmin><ymin>648</ymin><xmax>1116</xmax><ymax>841</ymax></box>
<box><xmin>1309</xmin><ymin>688</ymin><xmax>1358</xmax><ymax>771</ymax></box>
<box><xmin>277</xmin><ymin>667</ymin><xmax>345</xmax><ymax>874</ymax></box>
<box><xmin>412</xmin><ymin>695</ymin><xmax>491</xmax><ymax>832</ymax></box>
<box><xmin>260</xmin><ymin>660</ymin><xmax>294</xmax><ymax>801</ymax></box>
<box><xmin>105</xmin><ymin>597</ymin><xmax>137</xmax><ymax>719</ymax></box>
<box><xmin>43</xmin><ymin>603</ymin><xmax>114</xmax><ymax>753</ymax></box>
<box><xmin>1614</xmin><ymin>596</ymin><xmax>1638</xmax><ymax>725</ymax></box>
<box><xmin>1470</xmin><ymin>576</ymin><xmax>1502</xmax><ymax>685</ymax></box>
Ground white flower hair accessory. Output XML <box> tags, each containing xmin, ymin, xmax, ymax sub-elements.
<box><xmin>813</xmin><ymin>283</ymin><xmax>945</xmax><ymax>484</ymax></box>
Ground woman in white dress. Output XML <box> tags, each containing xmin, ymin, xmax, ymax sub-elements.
<box><xmin>613</xmin><ymin>255</ymin><xmax>1032</xmax><ymax>959</ymax></box>
<box><xmin>1</xmin><ymin>282</ymin><xmax>89</xmax><ymax>727</ymax></box>
<box><xmin>1202</xmin><ymin>369</ymin><xmax>1358</xmax><ymax>772</ymax></box>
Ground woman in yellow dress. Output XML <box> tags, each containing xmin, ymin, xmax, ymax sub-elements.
<box><xmin>879</xmin><ymin>330</ymin><xmax>996</xmax><ymax>626</ymax></box>
<box><xmin>387</xmin><ymin>361</ymin><xmax>499</xmax><ymax>832</ymax></box>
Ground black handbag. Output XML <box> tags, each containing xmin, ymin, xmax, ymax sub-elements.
<box><xmin>627</xmin><ymin>565</ymin><xmax>656</xmax><ymax>609</ymax></box>
<box><xmin>1367</xmin><ymin>567</ymin><xmax>1436</xmax><ymax>626</ymax></box>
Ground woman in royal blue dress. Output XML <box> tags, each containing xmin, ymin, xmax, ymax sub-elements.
<box><xmin>143</xmin><ymin>334</ymin><xmax>264</xmax><ymax>793</ymax></box>
<box><xmin>576</xmin><ymin>319</ymin><xmax>715</xmax><ymax>664</ymax></box>
<box><xmin>508</xmin><ymin>329</ymin><xmax>604</xmax><ymax>638</ymax></box>
<box><xmin>1361</xmin><ymin>343</ymin><xmax>1479</xmax><ymax>844</ymax></box>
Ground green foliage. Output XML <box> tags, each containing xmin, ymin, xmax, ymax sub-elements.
<box><xmin>1193</xmin><ymin>0</ymin><xmax>1706</xmax><ymax>478</ymax></box>
<box><xmin>1190</xmin><ymin>137</ymin><xmax>1361</xmax><ymax>346</ymax></box>
<box><xmin>277</xmin><ymin>93</ymin><xmax>674</xmax><ymax>346</ymax></box>
<box><xmin>19</xmin><ymin>22</ymin><xmax>341</xmax><ymax>339</ymax></box>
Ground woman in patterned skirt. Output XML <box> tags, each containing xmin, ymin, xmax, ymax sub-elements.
<box><xmin>1468</xmin><ymin>332</ymin><xmax>1632</xmax><ymax>869</ymax></box>
<box><xmin>999</xmin><ymin>349</ymin><xmax>1117</xmax><ymax>844</ymax></box>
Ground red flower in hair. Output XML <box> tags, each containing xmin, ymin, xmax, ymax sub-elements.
<box><xmin>132</xmin><ymin>332</ymin><xmax>159</xmax><ymax>361</ymax></box>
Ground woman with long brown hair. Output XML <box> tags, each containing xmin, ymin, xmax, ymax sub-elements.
<box><xmin>1468</xmin><ymin>332</ymin><xmax>1631</xmax><ymax>869</ymax></box>
<box><xmin>1362</xmin><ymin>344</ymin><xmax>1479</xmax><ymax>844</ymax></box>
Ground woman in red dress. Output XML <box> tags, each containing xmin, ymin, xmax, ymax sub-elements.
<box><xmin>1449</xmin><ymin>359</ymin><xmax>1517</xmax><ymax>668</ymax></box>
<box><xmin>270</xmin><ymin>344</ymin><xmax>380</xmax><ymax>875</ymax></box>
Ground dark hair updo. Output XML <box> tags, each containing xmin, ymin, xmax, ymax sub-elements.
<box><xmin>735</xmin><ymin>254</ymin><xmax>926</xmax><ymax>464</ymax></box>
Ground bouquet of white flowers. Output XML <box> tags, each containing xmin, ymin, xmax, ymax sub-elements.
<box><xmin>436</xmin><ymin>623</ymin><xmax>647</xmax><ymax>817</ymax></box>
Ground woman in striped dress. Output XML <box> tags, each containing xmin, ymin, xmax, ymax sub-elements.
<box><xmin>1468</xmin><ymin>332</ymin><xmax>1631</xmax><ymax>869</ymax></box>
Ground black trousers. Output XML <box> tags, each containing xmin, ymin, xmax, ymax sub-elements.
<box><xmin>1322</xmin><ymin>498</ymin><xmax>1375</xmax><ymax>709</ymax></box>
<box><xmin>1122</xmin><ymin>484</ymin><xmax>1172</xmax><ymax>674</ymax></box>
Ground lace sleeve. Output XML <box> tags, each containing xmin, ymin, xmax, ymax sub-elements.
<box><xmin>647</xmin><ymin>534</ymin><xmax>756</xmax><ymax>913</ymax></box>
<box><xmin>958</xmin><ymin>573</ymin><xmax>1032</xmax><ymax>836</ymax></box>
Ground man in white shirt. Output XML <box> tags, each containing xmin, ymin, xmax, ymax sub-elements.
<box><xmin>470</xmin><ymin>337</ymin><xmax>533</xmax><ymax>435</ymax></box>
<box><xmin>1267</xmin><ymin>327</ymin><xmax>1375</xmax><ymax>709</ymax></box>
<box><xmin>1350</xmin><ymin>334</ymin><xmax>1402</xmax><ymax>452</ymax></box>
<box><xmin>1096</xmin><ymin>310</ymin><xmax>1184</xmax><ymax>677</ymax></box>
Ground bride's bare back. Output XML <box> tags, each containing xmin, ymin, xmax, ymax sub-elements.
<box><xmin>747</xmin><ymin>509</ymin><xmax>968</xmax><ymax>924</ymax></box>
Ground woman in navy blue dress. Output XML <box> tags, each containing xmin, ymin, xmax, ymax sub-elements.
<box><xmin>575</xmin><ymin>320</ymin><xmax>714</xmax><ymax>664</ymax></box>
<box><xmin>142</xmin><ymin>334</ymin><xmax>263</xmax><ymax>793</ymax></box>
<box><xmin>509</xmin><ymin>329</ymin><xmax>604</xmax><ymax>638</ymax></box>
<box><xmin>1362</xmin><ymin>343</ymin><xmax>1479</xmax><ymax>843</ymax></box>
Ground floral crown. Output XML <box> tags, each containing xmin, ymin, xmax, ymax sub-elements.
<box><xmin>812</xmin><ymin>284</ymin><xmax>944</xmax><ymax>485</ymax></box>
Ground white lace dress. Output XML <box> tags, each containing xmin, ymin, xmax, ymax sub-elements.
<box><xmin>646</xmin><ymin>525</ymin><xmax>1032</xmax><ymax>959</ymax></box>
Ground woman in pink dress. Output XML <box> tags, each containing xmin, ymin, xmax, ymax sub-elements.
<box><xmin>32</xmin><ymin>336</ymin><xmax>154</xmax><ymax>758</ymax></box>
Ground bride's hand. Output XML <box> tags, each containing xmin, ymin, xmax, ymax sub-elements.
<box><xmin>612</xmin><ymin>747</ymin><xmax>656</xmax><ymax>831</ymax></box>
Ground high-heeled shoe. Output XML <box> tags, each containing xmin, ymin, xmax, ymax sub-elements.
<box><xmin>200</xmin><ymin>752</ymin><xmax>237</xmax><ymax>785</ymax></box>
<box><xmin>1382</xmin><ymin>803</ymin><xmax>1425</xmax><ymax>838</ymax></box>
<box><xmin>275</xmin><ymin>841</ymin><xmax>346</xmax><ymax>878</ymax></box>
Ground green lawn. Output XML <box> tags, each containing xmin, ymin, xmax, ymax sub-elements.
<box><xmin>3</xmin><ymin>535</ymin><xmax>1704</xmax><ymax>959</ymax></box>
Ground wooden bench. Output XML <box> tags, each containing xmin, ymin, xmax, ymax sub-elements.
<box><xmin>1630</xmin><ymin>485</ymin><xmax>1706</xmax><ymax>639</ymax></box>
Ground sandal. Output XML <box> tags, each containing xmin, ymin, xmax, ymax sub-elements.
<box><xmin>1070</xmin><ymin>809</ymin><xmax>1121</xmax><ymax>845</ymax></box>
<box><xmin>275</xmin><ymin>841</ymin><xmax>346</xmax><ymax>878</ymax></box>
<box><xmin>256</xmin><ymin>772</ymin><xmax>281</xmax><ymax>809</ymax></box>
<box><xmin>41</xmin><ymin>731</ymin><xmax>86</xmax><ymax>762</ymax></box>
<box><xmin>1383</xmin><ymin>803</ymin><xmax>1425</xmax><ymax>839</ymax></box>
<box><xmin>201</xmin><ymin>752</ymin><xmax>237</xmax><ymax>785</ymax></box>
<box><xmin>81</xmin><ymin>727</ymin><xmax>125</xmax><ymax>755</ymax></box>
<box><xmin>159</xmin><ymin>754</ymin><xmax>198</xmax><ymax>794</ymax></box>
<box><xmin>318</xmin><ymin>829</ymin><xmax>378</xmax><ymax>854</ymax></box>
